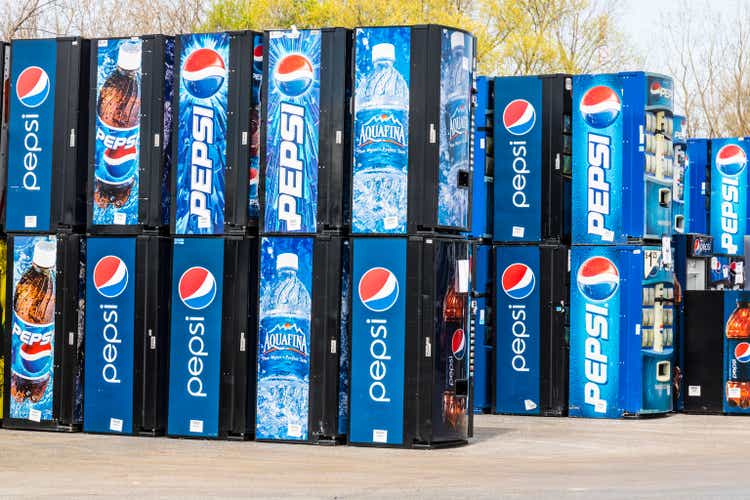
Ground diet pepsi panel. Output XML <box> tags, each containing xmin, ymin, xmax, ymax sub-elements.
<box><xmin>709</xmin><ymin>137</ymin><xmax>749</xmax><ymax>257</ymax></box>
<box><xmin>4</xmin><ymin>233</ymin><xmax>85</xmax><ymax>431</ymax></box>
<box><xmin>168</xmin><ymin>237</ymin><xmax>224</xmax><ymax>437</ymax></box>
<box><xmin>84</xmin><ymin>237</ymin><xmax>136</xmax><ymax>434</ymax></box>
<box><xmin>494</xmin><ymin>246</ymin><xmax>541</xmax><ymax>414</ymax></box>
<box><xmin>172</xmin><ymin>32</ymin><xmax>253</xmax><ymax>236</ymax></box>
<box><xmin>493</xmin><ymin>77</ymin><xmax>542</xmax><ymax>242</ymax></box>
<box><xmin>349</xmin><ymin>237</ymin><xmax>406</xmax><ymax>445</ymax></box>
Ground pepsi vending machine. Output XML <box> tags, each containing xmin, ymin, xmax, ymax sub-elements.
<box><xmin>259</xmin><ymin>28</ymin><xmax>352</xmax><ymax>235</ymax></box>
<box><xmin>672</xmin><ymin>115</ymin><xmax>687</xmax><ymax>233</ymax></box>
<box><xmin>494</xmin><ymin>244</ymin><xmax>568</xmax><ymax>415</ymax></box>
<box><xmin>493</xmin><ymin>74</ymin><xmax>572</xmax><ymax>244</ymax></box>
<box><xmin>572</xmin><ymin>72</ymin><xmax>674</xmax><ymax>244</ymax></box>
<box><xmin>5</xmin><ymin>38</ymin><xmax>90</xmax><ymax>233</ymax></box>
<box><xmin>685</xmin><ymin>138</ymin><xmax>710</xmax><ymax>235</ymax></box>
<box><xmin>0</xmin><ymin>42</ymin><xmax>8</xmax><ymax>232</ymax></box>
<box><xmin>255</xmin><ymin>236</ymin><xmax>349</xmax><ymax>443</ymax></box>
<box><xmin>469</xmin><ymin>75</ymin><xmax>492</xmax><ymax>240</ymax></box>
<box><xmin>349</xmin><ymin>236</ymin><xmax>471</xmax><ymax>448</ymax></box>
<box><xmin>569</xmin><ymin>246</ymin><xmax>674</xmax><ymax>418</ymax></box>
<box><xmin>87</xmin><ymin>35</ymin><xmax>175</xmax><ymax>233</ymax></box>
<box><xmin>171</xmin><ymin>31</ymin><xmax>257</xmax><ymax>236</ymax></box>
<box><xmin>167</xmin><ymin>236</ymin><xmax>258</xmax><ymax>439</ymax></box>
<box><xmin>4</xmin><ymin>234</ymin><xmax>85</xmax><ymax>431</ymax></box>
<box><xmin>351</xmin><ymin>25</ymin><xmax>476</xmax><ymax>236</ymax></box>
<box><xmin>83</xmin><ymin>235</ymin><xmax>171</xmax><ymax>435</ymax></box>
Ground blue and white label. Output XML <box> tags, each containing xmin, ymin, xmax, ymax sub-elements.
<box><xmin>493</xmin><ymin>77</ymin><xmax>542</xmax><ymax>242</ymax></box>
<box><xmin>84</xmin><ymin>237</ymin><xmax>136</xmax><ymax>434</ymax></box>
<box><xmin>167</xmin><ymin>238</ymin><xmax>224</xmax><ymax>437</ymax></box>
<box><xmin>350</xmin><ymin>238</ymin><xmax>406</xmax><ymax>445</ymax></box>
<box><xmin>495</xmin><ymin>246</ymin><xmax>540</xmax><ymax>414</ymax></box>
<box><xmin>710</xmin><ymin>138</ymin><xmax>748</xmax><ymax>256</ymax></box>
<box><xmin>263</xmin><ymin>30</ymin><xmax>320</xmax><ymax>233</ymax></box>
<box><xmin>256</xmin><ymin>236</ymin><xmax>313</xmax><ymax>441</ymax></box>
<box><xmin>352</xmin><ymin>27</ymin><xmax>411</xmax><ymax>234</ymax></box>
<box><xmin>174</xmin><ymin>33</ymin><xmax>229</xmax><ymax>234</ymax></box>
<box><xmin>6</xmin><ymin>40</ymin><xmax>57</xmax><ymax>232</ymax></box>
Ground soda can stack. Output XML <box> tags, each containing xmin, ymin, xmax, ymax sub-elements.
<box><xmin>491</xmin><ymin>74</ymin><xmax>572</xmax><ymax>417</ymax></box>
<box><xmin>3</xmin><ymin>37</ymin><xmax>90</xmax><ymax>431</ymax></box>
<box><xmin>256</xmin><ymin>27</ymin><xmax>351</xmax><ymax>444</ymax></box>
<box><xmin>348</xmin><ymin>25</ymin><xmax>475</xmax><ymax>448</ymax></box>
<box><xmin>166</xmin><ymin>31</ymin><xmax>259</xmax><ymax>440</ymax></box>
<box><xmin>569</xmin><ymin>72</ymin><xmax>676</xmax><ymax>418</ymax></box>
<box><xmin>468</xmin><ymin>76</ymin><xmax>493</xmax><ymax>414</ymax></box>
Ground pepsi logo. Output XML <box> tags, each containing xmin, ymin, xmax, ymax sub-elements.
<box><xmin>580</xmin><ymin>85</ymin><xmax>621</xmax><ymax>128</ymax></box>
<box><xmin>711</xmin><ymin>257</ymin><xmax>721</xmax><ymax>272</ymax></box>
<box><xmin>16</xmin><ymin>66</ymin><xmax>50</xmax><ymax>108</ymax></box>
<box><xmin>93</xmin><ymin>255</ymin><xmax>129</xmax><ymax>298</ymax></box>
<box><xmin>451</xmin><ymin>329</ymin><xmax>466</xmax><ymax>360</ymax></box>
<box><xmin>501</xmin><ymin>263</ymin><xmax>535</xmax><ymax>300</ymax></box>
<box><xmin>735</xmin><ymin>342</ymin><xmax>750</xmax><ymax>363</ymax></box>
<box><xmin>358</xmin><ymin>267</ymin><xmax>399</xmax><ymax>313</ymax></box>
<box><xmin>20</xmin><ymin>342</ymin><xmax>52</xmax><ymax>375</ymax></box>
<box><xmin>577</xmin><ymin>256</ymin><xmax>620</xmax><ymax>302</ymax></box>
<box><xmin>179</xmin><ymin>266</ymin><xmax>217</xmax><ymax>310</ymax></box>
<box><xmin>649</xmin><ymin>81</ymin><xmax>673</xmax><ymax>99</ymax></box>
<box><xmin>274</xmin><ymin>54</ymin><xmax>314</xmax><ymax>97</ymax></box>
<box><xmin>103</xmin><ymin>145</ymin><xmax>138</xmax><ymax>179</ymax></box>
<box><xmin>253</xmin><ymin>44</ymin><xmax>264</xmax><ymax>72</ymax></box>
<box><xmin>182</xmin><ymin>48</ymin><xmax>226</xmax><ymax>99</ymax></box>
<box><xmin>716</xmin><ymin>144</ymin><xmax>747</xmax><ymax>177</ymax></box>
<box><xmin>502</xmin><ymin>99</ymin><xmax>536</xmax><ymax>136</ymax></box>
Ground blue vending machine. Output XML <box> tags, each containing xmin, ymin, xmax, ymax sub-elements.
<box><xmin>569</xmin><ymin>245</ymin><xmax>674</xmax><ymax>417</ymax></box>
<box><xmin>685</xmin><ymin>138</ymin><xmax>710</xmax><ymax>235</ymax></box>
<box><xmin>167</xmin><ymin>236</ymin><xmax>258</xmax><ymax>439</ymax></box>
<box><xmin>672</xmin><ymin>115</ymin><xmax>687</xmax><ymax>234</ymax></box>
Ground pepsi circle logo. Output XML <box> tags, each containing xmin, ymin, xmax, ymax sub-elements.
<box><xmin>253</xmin><ymin>44</ymin><xmax>264</xmax><ymax>72</ymax></box>
<box><xmin>735</xmin><ymin>342</ymin><xmax>750</xmax><ymax>363</ymax></box>
<box><xmin>577</xmin><ymin>256</ymin><xmax>620</xmax><ymax>302</ymax></box>
<box><xmin>16</xmin><ymin>66</ymin><xmax>51</xmax><ymax>108</ymax></box>
<box><xmin>182</xmin><ymin>48</ymin><xmax>226</xmax><ymax>99</ymax></box>
<box><xmin>501</xmin><ymin>263</ymin><xmax>536</xmax><ymax>300</ymax></box>
<box><xmin>179</xmin><ymin>267</ymin><xmax>217</xmax><ymax>310</ymax></box>
<box><xmin>716</xmin><ymin>144</ymin><xmax>747</xmax><ymax>176</ymax></box>
<box><xmin>358</xmin><ymin>267</ymin><xmax>399</xmax><ymax>312</ymax></box>
<box><xmin>93</xmin><ymin>255</ymin><xmax>129</xmax><ymax>298</ymax></box>
<box><xmin>580</xmin><ymin>85</ymin><xmax>621</xmax><ymax>128</ymax></box>
<box><xmin>452</xmin><ymin>329</ymin><xmax>466</xmax><ymax>360</ymax></box>
<box><xmin>502</xmin><ymin>99</ymin><xmax>536</xmax><ymax>136</ymax></box>
<box><xmin>20</xmin><ymin>342</ymin><xmax>52</xmax><ymax>375</ymax></box>
<box><xmin>711</xmin><ymin>257</ymin><xmax>721</xmax><ymax>272</ymax></box>
<box><xmin>274</xmin><ymin>54</ymin><xmax>314</xmax><ymax>97</ymax></box>
<box><xmin>103</xmin><ymin>145</ymin><xmax>138</xmax><ymax>180</ymax></box>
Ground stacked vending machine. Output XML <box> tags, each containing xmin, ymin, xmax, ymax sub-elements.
<box><xmin>82</xmin><ymin>35</ymin><xmax>174</xmax><ymax>436</ymax></box>
<box><xmin>569</xmin><ymin>72</ymin><xmax>676</xmax><ymax>418</ymax></box>
<box><xmin>672</xmin><ymin>115</ymin><xmax>687</xmax><ymax>234</ymax></box>
<box><xmin>0</xmin><ymin>42</ymin><xmax>8</xmax><ymax>424</ymax></box>
<box><xmin>685</xmin><ymin>138</ymin><xmax>710</xmax><ymax>235</ymax></box>
<box><xmin>492</xmin><ymin>75</ymin><xmax>571</xmax><ymax>417</ymax></box>
<box><xmin>3</xmin><ymin>38</ymin><xmax>89</xmax><ymax>432</ymax></box>
<box><xmin>166</xmin><ymin>31</ymin><xmax>260</xmax><ymax>440</ymax></box>
<box><xmin>707</xmin><ymin>138</ymin><xmax>748</xmax><ymax>290</ymax></box>
<box><xmin>256</xmin><ymin>27</ymin><xmax>351</xmax><ymax>445</ymax></box>
<box><xmin>469</xmin><ymin>76</ymin><xmax>493</xmax><ymax>414</ymax></box>
<box><xmin>348</xmin><ymin>25</ymin><xmax>475</xmax><ymax>448</ymax></box>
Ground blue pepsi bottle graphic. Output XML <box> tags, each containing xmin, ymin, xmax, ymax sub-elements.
<box><xmin>440</xmin><ymin>276</ymin><xmax>467</xmax><ymax>432</ymax></box>
<box><xmin>258</xmin><ymin>253</ymin><xmax>311</xmax><ymax>440</ymax></box>
<box><xmin>95</xmin><ymin>40</ymin><xmax>141</xmax><ymax>213</ymax></box>
<box><xmin>439</xmin><ymin>32</ymin><xmax>470</xmax><ymax>228</ymax></box>
<box><xmin>353</xmin><ymin>43</ymin><xmax>409</xmax><ymax>233</ymax></box>
<box><xmin>11</xmin><ymin>240</ymin><xmax>56</xmax><ymax>405</ymax></box>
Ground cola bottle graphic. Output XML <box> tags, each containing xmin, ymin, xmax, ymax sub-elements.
<box><xmin>726</xmin><ymin>301</ymin><xmax>750</xmax><ymax>409</ymax></box>
<box><xmin>95</xmin><ymin>40</ymin><xmax>142</xmax><ymax>210</ymax></box>
<box><xmin>11</xmin><ymin>240</ymin><xmax>56</xmax><ymax>404</ymax></box>
<box><xmin>441</xmin><ymin>273</ymin><xmax>467</xmax><ymax>429</ymax></box>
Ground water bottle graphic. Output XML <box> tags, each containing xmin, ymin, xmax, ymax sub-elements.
<box><xmin>95</xmin><ymin>40</ymin><xmax>142</xmax><ymax>212</ymax></box>
<box><xmin>439</xmin><ymin>31</ymin><xmax>470</xmax><ymax>227</ymax></box>
<box><xmin>353</xmin><ymin>42</ymin><xmax>409</xmax><ymax>234</ymax></box>
<box><xmin>257</xmin><ymin>252</ymin><xmax>311</xmax><ymax>440</ymax></box>
<box><xmin>11</xmin><ymin>239</ymin><xmax>56</xmax><ymax>406</ymax></box>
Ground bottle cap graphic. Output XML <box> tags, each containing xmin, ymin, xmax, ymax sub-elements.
<box><xmin>450</xmin><ymin>31</ymin><xmax>465</xmax><ymax>49</ymax></box>
<box><xmin>32</xmin><ymin>240</ymin><xmax>56</xmax><ymax>269</ymax></box>
<box><xmin>276</xmin><ymin>253</ymin><xmax>298</xmax><ymax>271</ymax></box>
<box><xmin>372</xmin><ymin>43</ymin><xmax>395</xmax><ymax>62</ymax></box>
<box><xmin>117</xmin><ymin>41</ymin><xmax>142</xmax><ymax>72</ymax></box>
